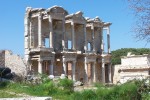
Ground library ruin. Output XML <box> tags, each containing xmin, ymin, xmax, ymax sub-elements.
<box><xmin>24</xmin><ymin>6</ymin><xmax>112</xmax><ymax>84</ymax></box>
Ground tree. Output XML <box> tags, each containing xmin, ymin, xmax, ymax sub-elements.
<box><xmin>128</xmin><ymin>0</ymin><xmax>150</xmax><ymax>42</ymax></box>
<box><xmin>111</xmin><ymin>48</ymin><xmax>150</xmax><ymax>65</ymax></box>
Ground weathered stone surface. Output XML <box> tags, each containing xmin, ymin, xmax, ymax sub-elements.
<box><xmin>24</xmin><ymin>6</ymin><xmax>112</xmax><ymax>84</ymax></box>
<box><xmin>113</xmin><ymin>53</ymin><xmax>150</xmax><ymax>84</ymax></box>
<box><xmin>60</xmin><ymin>74</ymin><xmax>66</xmax><ymax>79</ymax></box>
<box><xmin>0</xmin><ymin>50</ymin><xmax>27</xmax><ymax>77</ymax></box>
<box><xmin>48</xmin><ymin>75</ymin><xmax>54</xmax><ymax>79</ymax></box>
<box><xmin>74</xmin><ymin>81</ymin><xmax>83</xmax><ymax>86</ymax></box>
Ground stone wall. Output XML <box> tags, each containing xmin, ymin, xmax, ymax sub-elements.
<box><xmin>0</xmin><ymin>50</ymin><xmax>5</xmax><ymax>66</ymax></box>
<box><xmin>121</xmin><ymin>55</ymin><xmax>148</xmax><ymax>66</ymax></box>
<box><xmin>4</xmin><ymin>50</ymin><xmax>27</xmax><ymax>76</ymax></box>
<box><xmin>113</xmin><ymin>54</ymin><xmax>150</xmax><ymax>84</ymax></box>
<box><xmin>113</xmin><ymin>65</ymin><xmax>121</xmax><ymax>84</ymax></box>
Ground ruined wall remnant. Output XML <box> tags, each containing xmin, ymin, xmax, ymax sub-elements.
<box><xmin>0</xmin><ymin>50</ymin><xmax>27</xmax><ymax>76</ymax></box>
<box><xmin>113</xmin><ymin>54</ymin><xmax>150</xmax><ymax>84</ymax></box>
<box><xmin>0</xmin><ymin>50</ymin><xmax>5</xmax><ymax>66</ymax></box>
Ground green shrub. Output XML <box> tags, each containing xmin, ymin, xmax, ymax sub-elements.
<box><xmin>43</xmin><ymin>80</ymin><xmax>58</xmax><ymax>95</ymax></box>
<box><xmin>81</xmin><ymin>90</ymin><xmax>97</xmax><ymax>100</ymax></box>
<box><xmin>70</xmin><ymin>92</ymin><xmax>82</xmax><ymax>100</ymax></box>
<box><xmin>0</xmin><ymin>81</ymin><xmax>9</xmax><ymax>89</ymax></box>
<box><xmin>96</xmin><ymin>87</ymin><xmax>110</xmax><ymax>99</ymax></box>
<box><xmin>111</xmin><ymin>48</ymin><xmax>150</xmax><ymax>65</ymax></box>
<box><xmin>58</xmin><ymin>78</ymin><xmax>74</xmax><ymax>94</ymax></box>
<box><xmin>117</xmin><ymin>82</ymin><xmax>138</xmax><ymax>99</ymax></box>
<box><xmin>94</xmin><ymin>82</ymin><xmax>105</xmax><ymax>88</ymax></box>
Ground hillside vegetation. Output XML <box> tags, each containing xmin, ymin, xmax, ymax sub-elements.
<box><xmin>111</xmin><ymin>48</ymin><xmax>150</xmax><ymax>65</ymax></box>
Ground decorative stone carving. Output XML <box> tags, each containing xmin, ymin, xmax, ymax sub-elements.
<box><xmin>24</xmin><ymin>6</ymin><xmax>112</xmax><ymax>84</ymax></box>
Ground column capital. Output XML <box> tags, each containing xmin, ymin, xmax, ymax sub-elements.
<box><xmin>102</xmin><ymin>58</ymin><xmax>105</xmax><ymax>63</ymax></box>
<box><xmin>84</xmin><ymin>56</ymin><xmax>87</xmax><ymax>61</ymax></box>
<box><xmin>71</xmin><ymin>21</ymin><xmax>74</xmax><ymax>25</ymax></box>
<box><xmin>91</xmin><ymin>25</ymin><xmax>94</xmax><ymax>30</ymax></box>
<box><xmin>38</xmin><ymin>13</ymin><xmax>43</xmax><ymax>20</ymax></box>
<box><xmin>48</xmin><ymin>15</ymin><xmax>52</xmax><ymax>20</ymax></box>
<box><xmin>62</xmin><ymin>57</ymin><xmax>66</xmax><ymax>63</ymax></box>
<box><xmin>38</xmin><ymin>59</ymin><xmax>43</xmax><ymax>62</ymax></box>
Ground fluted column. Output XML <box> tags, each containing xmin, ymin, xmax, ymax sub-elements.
<box><xmin>107</xmin><ymin>26</ymin><xmax>111</xmax><ymax>53</ymax></box>
<box><xmin>38</xmin><ymin>13</ymin><xmax>42</xmax><ymax>47</ymax></box>
<box><xmin>62</xmin><ymin>56</ymin><xmax>67</xmax><ymax>76</ymax></box>
<box><xmin>93</xmin><ymin>62</ymin><xmax>96</xmax><ymax>82</ymax></box>
<box><xmin>38</xmin><ymin>59</ymin><xmax>43</xmax><ymax>74</ymax></box>
<box><xmin>72</xmin><ymin>61</ymin><xmax>76</xmax><ymax>81</ymax></box>
<box><xmin>84</xmin><ymin>24</ymin><xmax>87</xmax><ymax>52</ymax></box>
<box><xmin>84</xmin><ymin>57</ymin><xmax>88</xmax><ymax>83</ymax></box>
<box><xmin>24</xmin><ymin>16</ymin><xmax>30</xmax><ymax>49</ymax></box>
<box><xmin>91</xmin><ymin>25</ymin><xmax>95</xmax><ymax>52</ymax></box>
<box><xmin>101</xmin><ymin>28</ymin><xmax>104</xmax><ymax>53</ymax></box>
<box><xmin>71</xmin><ymin>21</ymin><xmax>75</xmax><ymax>50</ymax></box>
<box><xmin>29</xmin><ymin>19</ymin><xmax>32</xmax><ymax>48</ymax></box>
<box><xmin>102</xmin><ymin>58</ymin><xmax>105</xmax><ymax>83</ymax></box>
<box><xmin>49</xmin><ymin>15</ymin><xmax>53</xmax><ymax>48</ymax></box>
<box><xmin>62</xmin><ymin>20</ymin><xmax>65</xmax><ymax>50</ymax></box>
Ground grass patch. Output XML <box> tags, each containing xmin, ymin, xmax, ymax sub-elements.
<box><xmin>0</xmin><ymin>78</ymin><xmax>150</xmax><ymax>99</ymax></box>
<box><xmin>0</xmin><ymin>90</ymin><xmax>18</xmax><ymax>98</ymax></box>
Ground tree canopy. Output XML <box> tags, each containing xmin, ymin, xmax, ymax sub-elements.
<box><xmin>128</xmin><ymin>0</ymin><xmax>150</xmax><ymax>42</ymax></box>
<box><xmin>111</xmin><ymin>48</ymin><xmax>150</xmax><ymax>65</ymax></box>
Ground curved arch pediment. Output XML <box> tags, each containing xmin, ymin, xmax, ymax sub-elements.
<box><xmin>47</xmin><ymin>5</ymin><xmax>68</xmax><ymax>15</ymax></box>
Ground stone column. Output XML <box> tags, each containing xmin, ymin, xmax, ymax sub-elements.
<box><xmin>38</xmin><ymin>13</ymin><xmax>42</xmax><ymax>47</ymax></box>
<box><xmin>25</xmin><ymin>55</ymin><xmax>30</xmax><ymax>75</ymax></box>
<box><xmin>71</xmin><ymin>21</ymin><xmax>75</xmax><ymax>50</ymax></box>
<box><xmin>62</xmin><ymin>20</ymin><xmax>65</xmax><ymax>50</ymax></box>
<box><xmin>84</xmin><ymin>57</ymin><xmax>88</xmax><ymax>83</ymax></box>
<box><xmin>93</xmin><ymin>62</ymin><xmax>96</xmax><ymax>83</ymax></box>
<box><xmin>24</xmin><ymin>16</ymin><xmax>29</xmax><ymax>37</ymax></box>
<box><xmin>101</xmin><ymin>28</ymin><xmax>104</xmax><ymax>53</ymax></box>
<box><xmin>108</xmin><ymin>63</ymin><xmax>112</xmax><ymax>83</ymax></box>
<box><xmin>29</xmin><ymin>19</ymin><xmax>32</xmax><ymax>48</ymax></box>
<box><xmin>24</xmin><ymin>9</ymin><xmax>30</xmax><ymax>64</ymax></box>
<box><xmin>50</xmin><ymin>60</ymin><xmax>54</xmax><ymax>75</ymax></box>
<box><xmin>24</xmin><ymin>15</ymin><xmax>29</xmax><ymax>49</ymax></box>
<box><xmin>49</xmin><ymin>15</ymin><xmax>53</xmax><ymax>48</ymax></box>
<box><xmin>107</xmin><ymin>27</ymin><xmax>111</xmax><ymax>53</ymax></box>
<box><xmin>38</xmin><ymin>59</ymin><xmax>43</xmax><ymax>74</ymax></box>
<box><xmin>84</xmin><ymin>24</ymin><xmax>87</xmax><ymax>52</ymax></box>
<box><xmin>72</xmin><ymin>61</ymin><xmax>76</xmax><ymax>81</ymax></box>
<box><xmin>62</xmin><ymin>56</ymin><xmax>67</xmax><ymax>76</ymax></box>
<box><xmin>91</xmin><ymin>25</ymin><xmax>95</xmax><ymax>52</ymax></box>
<box><xmin>102</xmin><ymin>58</ymin><xmax>105</xmax><ymax>83</ymax></box>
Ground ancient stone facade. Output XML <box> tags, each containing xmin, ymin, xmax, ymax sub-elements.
<box><xmin>24</xmin><ymin>6</ymin><xmax>112</xmax><ymax>84</ymax></box>
<box><xmin>113</xmin><ymin>53</ymin><xmax>150</xmax><ymax>84</ymax></box>
<box><xmin>0</xmin><ymin>50</ymin><xmax>27</xmax><ymax>76</ymax></box>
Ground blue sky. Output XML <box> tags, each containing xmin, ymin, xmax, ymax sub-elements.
<box><xmin>0</xmin><ymin>0</ymin><xmax>149</xmax><ymax>56</ymax></box>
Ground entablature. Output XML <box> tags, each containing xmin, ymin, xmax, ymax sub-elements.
<box><xmin>65</xmin><ymin>11</ymin><xmax>86</xmax><ymax>25</ymax></box>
